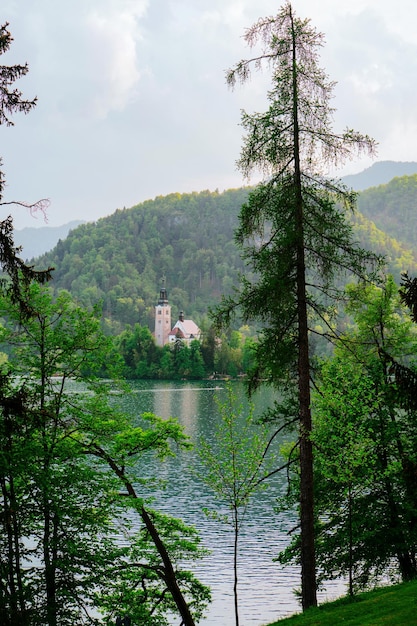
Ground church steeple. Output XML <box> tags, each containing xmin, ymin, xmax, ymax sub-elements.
<box><xmin>154</xmin><ymin>279</ymin><xmax>171</xmax><ymax>347</ymax></box>
<box><xmin>158</xmin><ymin>286</ymin><xmax>168</xmax><ymax>305</ymax></box>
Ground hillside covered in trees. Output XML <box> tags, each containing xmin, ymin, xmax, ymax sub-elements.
<box><xmin>34</xmin><ymin>181</ymin><xmax>417</xmax><ymax>333</ymax></box>
<box><xmin>357</xmin><ymin>173</ymin><xmax>417</xmax><ymax>250</ymax></box>
<box><xmin>35</xmin><ymin>188</ymin><xmax>249</xmax><ymax>332</ymax></box>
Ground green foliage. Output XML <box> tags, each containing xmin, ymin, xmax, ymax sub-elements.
<box><xmin>349</xmin><ymin>209</ymin><xmax>417</xmax><ymax>284</ymax></box>
<box><xmin>400</xmin><ymin>271</ymin><xmax>417</xmax><ymax>323</ymax></box>
<box><xmin>0</xmin><ymin>285</ymin><xmax>126</xmax><ymax>624</ymax></box>
<box><xmin>357</xmin><ymin>174</ymin><xmax>417</xmax><ymax>252</ymax></box>
<box><xmin>0</xmin><ymin>283</ymin><xmax>209</xmax><ymax>625</ymax></box>
<box><xmin>95</xmin><ymin>509</ymin><xmax>209</xmax><ymax>626</ymax></box>
<box><xmin>114</xmin><ymin>323</ymin><xmax>209</xmax><ymax>380</ymax></box>
<box><xmin>197</xmin><ymin>384</ymin><xmax>275</xmax><ymax>626</ymax></box>
<box><xmin>85</xmin><ymin>410</ymin><xmax>210</xmax><ymax>626</ymax></box>
<box><xmin>114</xmin><ymin>323</ymin><xmax>159</xmax><ymax>378</ymax></box>
<box><xmin>309</xmin><ymin>277</ymin><xmax>417</xmax><ymax>592</ymax></box>
<box><xmin>37</xmin><ymin>188</ymin><xmax>251</xmax><ymax>331</ymax></box>
<box><xmin>198</xmin><ymin>385</ymin><xmax>273</xmax><ymax>523</ymax></box>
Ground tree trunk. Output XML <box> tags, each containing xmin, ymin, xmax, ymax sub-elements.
<box><xmin>297</xmin><ymin>264</ymin><xmax>317</xmax><ymax>610</ymax></box>
<box><xmin>43</xmin><ymin>508</ymin><xmax>58</xmax><ymax>626</ymax></box>
<box><xmin>233</xmin><ymin>508</ymin><xmax>240</xmax><ymax>626</ymax></box>
<box><xmin>291</xmin><ymin>5</ymin><xmax>317</xmax><ymax>607</ymax></box>
<box><xmin>94</xmin><ymin>446</ymin><xmax>196</xmax><ymax>626</ymax></box>
<box><xmin>1</xmin><ymin>416</ymin><xmax>29</xmax><ymax>625</ymax></box>
<box><xmin>139</xmin><ymin>506</ymin><xmax>196</xmax><ymax>626</ymax></box>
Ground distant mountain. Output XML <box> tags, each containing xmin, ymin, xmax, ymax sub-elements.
<box><xmin>342</xmin><ymin>161</ymin><xmax>417</xmax><ymax>191</ymax></box>
<box><xmin>14</xmin><ymin>220</ymin><xmax>85</xmax><ymax>261</ymax></box>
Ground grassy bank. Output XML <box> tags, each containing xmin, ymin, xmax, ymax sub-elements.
<box><xmin>267</xmin><ymin>580</ymin><xmax>417</xmax><ymax>625</ymax></box>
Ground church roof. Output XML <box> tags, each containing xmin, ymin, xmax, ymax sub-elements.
<box><xmin>171</xmin><ymin>319</ymin><xmax>201</xmax><ymax>338</ymax></box>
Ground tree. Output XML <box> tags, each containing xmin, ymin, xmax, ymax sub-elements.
<box><xmin>0</xmin><ymin>285</ymin><xmax>122</xmax><ymax>624</ymax></box>
<box><xmin>0</xmin><ymin>22</ymin><xmax>37</xmax><ymax>127</ymax></box>
<box><xmin>310</xmin><ymin>276</ymin><xmax>417</xmax><ymax>591</ymax></box>
<box><xmin>379</xmin><ymin>272</ymin><xmax>417</xmax><ymax>410</ymax></box>
<box><xmin>115</xmin><ymin>323</ymin><xmax>159</xmax><ymax>378</ymax></box>
<box><xmin>217</xmin><ymin>2</ymin><xmax>377</xmax><ymax>609</ymax></box>
<box><xmin>197</xmin><ymin>385</ymin><xmax>276</xmax><ymax>626</ymax></box>
<box><xmin>173</xmin><ymin>336</ymin><xmax>191</xmax><ymax>379</ymax></box>
<box><xmin>400</xmin><ymin>272</ymin><xmax>417</xmax><ymax>324</ymax></box>
<box><xmin>87</xmin><ymin>415</ymin><xmax>210</xmax><ymax>626</ymax></box>
<box><xmin>200</xmin><ymin>325</ymin><xmax>216</xmax><ymax>374</ymax></box>
<box><xmin>0</xmin><ymin>23</ymin><xmax>52</xmax><ymax>311</ymax></box>
<box><xmin>189</xmin><ymin>340</ymin><xmax>206</xmax><ymax>379</ymax></box>
<box><xmin>0</xmin><ymin>283</ymin><xmax>209</xmax><ymax>625</ymax></box>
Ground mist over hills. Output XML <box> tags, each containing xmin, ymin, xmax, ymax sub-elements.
<box><xmin>14</xmin><ymin>221</ymin><xmax>85</xmax><ymax>261</ymax></box>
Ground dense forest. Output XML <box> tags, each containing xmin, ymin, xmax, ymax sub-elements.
<box><xmin>35</xmin><ymin>188</ymin><xmax>250</xmax><ymax>333</ymax></box>
<box><xmin>34</xmin><ymin>181</ymin><xmax>417</xmax><ymax>334</ymax></box>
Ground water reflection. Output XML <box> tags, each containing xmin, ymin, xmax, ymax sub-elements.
<box><xmin>120</xmin><ymin>381</ymin><xmax>344</xmax><ymax>625</ymax></box>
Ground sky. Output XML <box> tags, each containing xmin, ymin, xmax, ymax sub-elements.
<box><xmin>1</xmin><ymin>0</ymin><xmax>417</xmax><ymax>229</ymax></box>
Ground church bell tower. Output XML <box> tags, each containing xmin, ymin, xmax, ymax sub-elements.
<box><xmin>154</xmin><ymin>281</ymin><xmax>171</xmax><ymax>346</ymax></box>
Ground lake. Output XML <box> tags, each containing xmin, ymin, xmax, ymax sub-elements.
<box><xmin>118</xmin><ymin>380</ymin><xmax>345</xmax><ymax>626</ymax></box>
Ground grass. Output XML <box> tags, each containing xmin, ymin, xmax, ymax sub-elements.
<box><xmin>266</xmin><ymin>580</ymin><xmax>417</xmax><ymax>625</ymax></box>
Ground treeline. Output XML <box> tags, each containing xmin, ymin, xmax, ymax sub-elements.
<box><xmin>30</xmin><ymin>184</ymin><xmax>417</xmax><ymax>381</ymax></box>
<box><xmin>114</xmin><ymin>324</ymin><xmax>256</xmax><ymax>379</ymax></box>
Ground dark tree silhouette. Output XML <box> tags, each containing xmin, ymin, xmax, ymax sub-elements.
<box><xmin>0</xmin><ymin>22</ymin><xmax>52</xmax><ymax>313</ymax></box>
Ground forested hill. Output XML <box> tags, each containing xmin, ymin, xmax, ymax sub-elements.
<box><xmin>35</xmin><ymin>188</ymin><xmax>250</xmax><ymax>331</ymax></box>
<box><xmin>34</xmin><ymin>185</ymin><xmax>417</xmax><ymax>332</ymax></box>
<box><xmin>357</xmin><ymin>174</ymin><xmax>417</xmax><ymax>251</ymax></box>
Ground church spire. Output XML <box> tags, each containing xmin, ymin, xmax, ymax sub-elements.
<box><xmin>158</xmin><ymin>276</ymin><xmax>168</xmax><ymax>305</ymax></box>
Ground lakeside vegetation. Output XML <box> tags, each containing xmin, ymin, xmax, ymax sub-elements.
<box><xmin>28</xmin><ymin>181</ymin><xmax>417</xmax><ymax>380</ymax></box>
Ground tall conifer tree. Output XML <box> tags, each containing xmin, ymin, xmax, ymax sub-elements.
<box><xmin>218</xmin><ymin>2</ymin><xmax>378</xmax><ymax>609</ymax></box>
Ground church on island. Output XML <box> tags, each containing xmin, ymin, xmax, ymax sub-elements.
<box><xmin>154</xmin><ymin>284</ymin><xmax>201</xmax><ymax>347</ymax></box>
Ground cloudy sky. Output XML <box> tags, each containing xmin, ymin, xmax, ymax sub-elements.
<box><xmin>1</xmin><ymin>0</ymin><xmax>417</xmax><ymax>229</ymax></box>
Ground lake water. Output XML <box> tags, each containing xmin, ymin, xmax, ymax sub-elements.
<box><xmin>119</xmin><ymin>380</ymin><xmax>345</xmax><ymax>626</ymax></box>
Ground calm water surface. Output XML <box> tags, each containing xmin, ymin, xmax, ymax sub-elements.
<box><xmin>119</xmin><ymin>381</ymin><xmax>344</xmax><ymax>626</ymax></box>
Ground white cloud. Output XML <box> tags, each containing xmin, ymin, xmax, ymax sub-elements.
<box><xmin>85</xmin><ymin>6</ymin><xmax>145</xmax><ymax>118</ymax></box>
<box><xmin>2</xmin><ymin>0</ymin><xmax>417</xmax><ymax>228</ymax></box>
